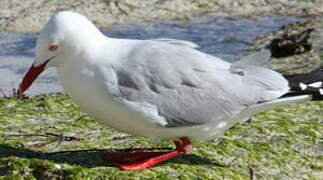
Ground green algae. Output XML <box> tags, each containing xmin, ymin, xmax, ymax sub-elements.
<box><xmin>0</xmin><ymin>94</ymin><xmax>322</xmax><ymax>179</ymax></box>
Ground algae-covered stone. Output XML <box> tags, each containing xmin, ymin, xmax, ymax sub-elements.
<box><xmin>253</xmin><ymin>16</ymin><xmax>323</xmax><ymax>75</ymax></box>
<box><xmin>0</xmin><ymin>93</ymin><xmax>322</xmax><ymax>179</ymax></box>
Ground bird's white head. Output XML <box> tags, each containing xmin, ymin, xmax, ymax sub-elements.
<box><xmin>18</xmin><ymin>11</ymin><xmax>104</xmax><ymax>95</ymax></box>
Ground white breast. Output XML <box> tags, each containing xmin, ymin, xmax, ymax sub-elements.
<box><xmin>57</xmin><ymin>61</ymin><xmax>166</xmax><ymax>136</ymax></box>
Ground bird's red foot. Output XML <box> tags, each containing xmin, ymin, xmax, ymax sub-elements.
<box><xmin>104</xmin><ymin>137</ymin><xmax>192</xmax><ymax>171</ymax></box>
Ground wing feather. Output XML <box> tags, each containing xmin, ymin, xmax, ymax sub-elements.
<box><xmin>111</xmin><ymin>41</ymin><xmax>289</xmax><ymax>127</ymax></box>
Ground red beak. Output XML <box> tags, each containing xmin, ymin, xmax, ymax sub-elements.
<box><xmin>18</xmin><ymin>60</ymin><xmax>50</xmax><ymax>95</ymax></box>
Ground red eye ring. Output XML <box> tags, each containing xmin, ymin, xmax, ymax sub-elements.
<box><xmin>48</xmin><ymin>44</ymin><xmax>58</xmax><ymax>51</ymax></box>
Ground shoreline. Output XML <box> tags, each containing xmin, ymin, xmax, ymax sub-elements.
<box><xmin>0</xmin><ymin>0</ymin><xmax>322</xmax><ymax>33</ymax></box>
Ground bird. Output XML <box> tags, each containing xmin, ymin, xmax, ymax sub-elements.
<box><xmin>18</xmin><ymin>11</ymin><xmax>322</xmax><ymax>171</ymax></box>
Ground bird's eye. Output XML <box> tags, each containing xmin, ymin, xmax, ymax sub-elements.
<box><xmin>48</xmin><ymin>44</ymin><xmax>58</xmax><ymax>51</ymax></box>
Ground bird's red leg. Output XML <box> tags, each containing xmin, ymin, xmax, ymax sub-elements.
<box><xmin>111</xmin><ymin>137</ymin><xmax>192</xmax><ymax>171</ymax></box>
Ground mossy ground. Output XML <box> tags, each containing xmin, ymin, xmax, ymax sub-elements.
<box><xmin>0</xmin><ymin>94</ymin><xmax>322</xmax><ymax>179</ymax></box>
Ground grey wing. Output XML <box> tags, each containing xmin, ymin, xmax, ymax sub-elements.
<box><xmin>112</xmin><ymin>41</ymin><xmax>289</xmax><ymax>127</ymax></box>
<box><xmin>150</xmin><ymin>38</ymin><xmax>200</xmax><ymax>49</ymax></box>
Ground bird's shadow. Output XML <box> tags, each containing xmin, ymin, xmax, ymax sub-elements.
<box><xmin>0</xmin><ymin>143</ymin><xmax>223</xmax><ymax>168</ymax></box>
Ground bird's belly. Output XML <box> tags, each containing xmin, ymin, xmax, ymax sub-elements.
<box><xmin>57</xmin><ymin>68</ymin><xmax>166</xmax><ymax>137</ymax></box>
<box><xmin>57</xmin><ymin>66</ymin><xmax>238</xmax><ymax>141</ymax></box>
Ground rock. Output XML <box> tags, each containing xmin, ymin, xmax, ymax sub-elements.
<box><xmin>269</xmin><ymin>28</ymin><xmax>314</xmax><ymax>58</ymax></box>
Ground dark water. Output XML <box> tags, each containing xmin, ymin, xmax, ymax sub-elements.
<box><xmin>0</xmin><ymin>16</ymin><xmax>302</xmax><ymax>96</ymax></box>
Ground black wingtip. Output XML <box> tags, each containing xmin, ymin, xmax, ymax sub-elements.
<box><xmin>283</xmin><ymin>68</ymin><xmax>323</xmax><ymax>101</ymax></box>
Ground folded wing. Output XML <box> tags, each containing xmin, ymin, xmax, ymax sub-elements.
<box><xmin>110</xmin><ymin>41</ymin><xmax>289</xmax><ymax>127</ymax></box>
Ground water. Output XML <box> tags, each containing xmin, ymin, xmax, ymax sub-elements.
<box><xmin>0</xmin><ymin>16</ymin><xmax>302</xmax><ymax>97</ymax></box>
